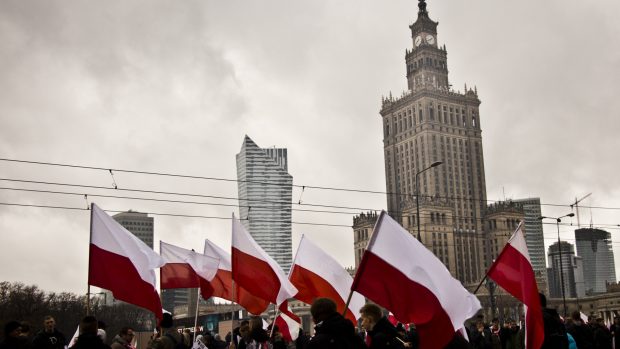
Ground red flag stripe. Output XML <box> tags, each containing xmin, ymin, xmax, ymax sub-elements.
<box><xmin>89</xmin><ymin>244</ymin><xmax>163</xmax><ymax>319</ymax></box>
<box><xmin>353</xmin><ymin>250</ymin><xmax>455</xmax><ymax>349</ymax></box>
<box><xmin>232</xmin><ymin>247</ymin><xmax>282</xmax><ymax>305</ymax></box>
<box><xmin>289</xmin><ymin>264</ymin><xmax>358</xmax><ymax>324</ymax></box>
<box><xmin>160</xmin><ymin>263</ymin><xmax>200</xmax><ymax>289</ymax></box>
<box><xmin>487</xmin><ymin>242</ymin><xmax>544</xmax><ymax>349</ymax></box>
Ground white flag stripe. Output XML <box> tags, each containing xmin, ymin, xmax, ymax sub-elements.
<box><xmin>203</xmin><ymin>239</ymin><xmax>232</xmax><ymax>271</ymax></box>
<box><xmin>232</xmin><ymin>215</ymin><xmax>297</xmax><ymax>305</ymax></box>
<box><xmin>161</xmin><ymin>241</ymin><xmax>220</xmax><ymax>282</ymax></box>
<box><xmin>507</xmin><ymin>222</ymin><xmax>531</xmax><ymax>262</ymax></box>
<box><xmin>294</xmin><ymin>235</ymin><xmax>365</xmax><ymax>318</ymax></box>
<box><xmin>368</xmin><ymin>212</ymin><xmax>480</xmax><ymax>331</ymax></box>
<box><xmin>91</xmin><ymin>204</ymin><xmax>164</xmax><ymax>285</ymax></box>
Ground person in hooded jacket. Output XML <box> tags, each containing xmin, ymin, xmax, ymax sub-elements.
<box><xmin>539</xmin><ymin>293</ymin><xmax>568</xmax><ymax>349</ymax></box>
<box><xmin>306</xmin><ymin>298</ymin><xmax>366</xmax><ymax>349</ymax></box>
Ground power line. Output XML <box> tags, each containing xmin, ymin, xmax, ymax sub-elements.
<box><xmin>0</xmin><ymin>202</ymin><xmax>352</xmax><ymax>228</ymax></box>
<box><xmin>2</xmin><ymin>157</ymin><xmax>617</xmax><ymax>210</ymax></box>
<box><xmin>4</xmin><ymin>182</ymin><xmax>620</xmax><ymax>230</ymax></box>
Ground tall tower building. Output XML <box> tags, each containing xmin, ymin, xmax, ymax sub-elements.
<box><xmin>575</xmin><ymin>228</ymin><xmax>616</xmax><ymax>294</ymax></box>
<box><xmin>513</xmin><ymin>198</ymin><xmax>548</xmax><ymax>292</ymax></box>
<box><xmin>380</xmin><ymin>0</ymin><xmax>487</xmax><ymax>284</ymax></box>
<box><xmin>236</xmin><ymin>135</ymin><xmax>293</xmax><ymax>272</ymax></box>
<box><xmin>547</xmin><ymin>241</ymin><xmax>585</xmax><ymax>298</ymax></box>
<box><xmin>113</xmin><ymin>210</ymin><xmax>154</xmax><ymax>248</ymax></box>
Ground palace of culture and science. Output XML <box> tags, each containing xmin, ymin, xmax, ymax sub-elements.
<box><xmin>353</xmin><ymin>1</ymin><xmax>536</xmax><ymax>289</ymax></box>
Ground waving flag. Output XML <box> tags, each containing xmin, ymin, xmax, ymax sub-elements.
<box><xmin>289</xmin><ymin>235</ymin><xmax>364</xmax><ymax>324</ymax></box>
<box><xmin>487</xmin><ymin>222</ymin><xmax>544</xmax><ymax>349</ymax></box>
<box><xmin>274</xmin><ymin>304</ymin><xmax>301</xmax><ymax>342</ymax></box>
<box><xmin>351</xmin><ymin>211</ymin><xmax>481</xmax><ymax>349</ymax></box>
<box><xmin>202</xmin><ymin>239</ymin><xmax>270</xmax><ymax>314</ymax></box>
<box><xmin>160</xmin><ymin>241</ymin><xmax>219</xmax><ymax>290</ymax></box>
<box><xmin>231</xmin><ymin>215</ymin><xmax>297</xmax><ymax>307</ymax></box>
<box><xmin>88</xmin><ymin>203</ymin><xmax>165</xmax><ymax>319</ymax></box>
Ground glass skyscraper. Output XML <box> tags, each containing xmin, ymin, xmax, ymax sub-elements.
<box><xmin>513</xmin><ymin>198</ymin><xmax>548</xmax><ymax>292</ymax></box>
<box><xmin>575</xmin><ymin>228</ymin><xmax>616</xmax><ymax>294</ymax></box>
<box><xmin>236</xmin><ymin>135</ymin><xmax>293</xmax><ymax>272</ymax></box>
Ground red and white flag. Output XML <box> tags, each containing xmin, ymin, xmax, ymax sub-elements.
<box><xmin>351</xmin><ymin>211</ymin><xmax>481</xmax><ymax>349</ymax></box>
<box><xmin>160</xmin><ymin>241</ymin><xmax>220</xmax><ymax>290</ymax></box>
<box><xmin>88</xmin><ymin>203</ymin><xmax>165</xmax><ymax>319</ymax></box>
<box><xmin>231</xmin><ymin>215</ymin><xmax>298</xmax><ymax>307</ymax></box>
<box><xmin>274</xmin><ymin>303</ymin><xmax>301</xmax><ymax>342</ymax></box>
<box><xmin>487</xmin><ymin>222</ymin><xmax>544</xmax><ymax>349</ymax></box>
<box><xmin>289</xmin><ymin>235</ymin><xmax>364</xmax><ymax>324</ymax></box>
<box><xmin>202</xmin><ymin>239</ymin><xmax>270</xmax><ymax>315</ymax></box>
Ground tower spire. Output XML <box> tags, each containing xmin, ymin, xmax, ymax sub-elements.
<box><xmin>418</xmin><ymin>0</ymin><xmax>428</xmax><ymax>18</ymax></box>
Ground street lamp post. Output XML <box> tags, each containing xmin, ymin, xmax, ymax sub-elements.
<box><xmin>539</xmin><ymin>213</ymin><xmax>575</xmax><ymax>317</ymax></box>
<box><xmin>415</xmin><ymin>161</ymin><xmax>443</xmax><ymax>241</ymax></box>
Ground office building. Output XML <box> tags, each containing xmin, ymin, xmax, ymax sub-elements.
<box><xmin>236</xmin><ymin>135</ymin><xmax>293</xmax><ymax>272</ymax></box>
<box><xmin>547</xmin><ymin>241</ymin><xmax>585</xmax><ymax>298</ymax></box>
<box><xmin>513</xmin><ymin>198</ymin><xmax>548</xmax><ymax>292</ymax></box>
<box><xmin>575</xmin><ymin>228</ymin><xmax>616</xmax><ymax>294</ymax></box>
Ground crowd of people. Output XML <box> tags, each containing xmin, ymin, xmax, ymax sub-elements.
<box><xmin>3</xmin><ymin>295</ymin><xmax>620</xmax><ymax>349</ymax></box>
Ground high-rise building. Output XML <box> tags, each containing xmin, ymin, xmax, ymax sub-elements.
<box><xmin>379</xmin><ymin>0</ymin><xmax>486</xmax><ymax>285</ymax></box>
<box><xmin>575</xmin><ymin>228</ymin><xmax>616</xmax><ymax>294</ymax></box>
<box><xmin>236</xmin><ymin>135</ymin><xmax>293</xmax><ymax>272</ymax></box>
<box><xmin>513</xmin><ymin>198</ymin><xmax>548</xmax><ymax>292</ymax></box>
<box><xmin>113</xmin><ymin>210</ymin><xmax>154</xmax><ymax>248</ymax></box>
<box><xmin>547</xmin><ymin>241</ymin><xmax>585</xmax><ymax>299</ymax></box>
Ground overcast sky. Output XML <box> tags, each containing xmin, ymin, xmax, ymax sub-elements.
<box><xmin>1</xmin><ymin>0</ymin><xmax>620</xmax><ymax>295</ymax></box>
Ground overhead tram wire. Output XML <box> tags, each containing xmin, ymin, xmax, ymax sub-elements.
<box><xmin>0</xmin><ymin>202</ymin><xmax>352</xmax><ymax>228</ymax></box>
<box><xmin>5</xmin><ymin>180</ymin><xmax>620</xmax><ymax>230</ymax></box>
<box><xmin>2</xmin><ymin>181</ymin><xmax>611</xmax><ymax>227</ymax></box>
<box><xmin>4</xmin><ymin>158</ymin><xmax>620</xmax><ymax>211</ymax></box>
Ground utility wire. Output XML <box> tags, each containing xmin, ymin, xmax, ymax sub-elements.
<box><xmin>1</xmin><ymin>157</ymin><xmax>615</xmax><ymax>210</ymax></box>
<box><xmin>0</xmin><ymin>202</ymin><xmax>352</xmax><ymax>228</ymax></box>
<box><xmin>5</xmin><ymin>182</ymin><xmax>620</xmax><ymax>230</ymax></box>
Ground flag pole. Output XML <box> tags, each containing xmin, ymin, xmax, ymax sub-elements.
<box><xmin>270</xmin><ymin>304</ymin><xmax>279</xmax><ymax>338</ymax></box>
<box><xmin>192</xmin><ymin>287</ymin><xmax>201</xmax><ymax>343</ymax></box>
<box><xmin>87</xmin><ymin>202</ymin><xmax>94</xmax><ymax>316</ymax></box>
<box><xmin>473</xmin><ymin>275</ymin><xmax>488</xmax><ymax>295</ymax></box>
<box><xmin>342</xmin><ymin>289</ymin><xmax>354</xmax><ymax>317</ymax></box>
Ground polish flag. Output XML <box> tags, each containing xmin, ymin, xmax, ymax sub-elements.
<box><xmin>160</xmin><ymin>241</ymin><xmax>220</xmax><ymax>290</ymax></box>
<box><xmin>202</xmin><ymin>239</ymin><xmax>270</xmax><ymax>315</ymax></box>
<box><xmin>351</xmin><ymin>211</ymin><xmax>481</xmax><ymax>349</ymax></box>
<box><xmin>88</xmin><ymin>203</ymin><xmax>165</xmax><ymax>319</ymax></box>
<box><xmin>487</xmin><ymin>222</ymin><xmax>544</xmax><ymax>349</ymax></box>
<box><xmin>231</xmin><ymin>215</ymin><xmax>298</xmax><ymax>307</ymax></box>
<box><xmin>288</xmin><ymin>235</ymin><xmax>364</xmax><ymax>324</ymax></box>
<box><xmin>274</xmin><ymin>303</ymin><xmax>301</xmax><ymax>342</ymax></box>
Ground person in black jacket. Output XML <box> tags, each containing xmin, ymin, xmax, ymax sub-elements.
<box><xmin>31</xmin><ymin>316</ymin><xmax>66</xmax><ymax>349</ymax></box>
<box><xmin>360</xmin><ymin>304</ymin><xmax>403</xmax><ymax>349</ymax></box>
<box><xmin>306</xmin><ymin>298</ymin><xmax>366</xmax><ymax>349</ymax></box>
<box><xmin>566</xmin><ymin>311</ymin><xmax>593</xmax><ymax>349</ymax></box>
<box><xmin>539</xmin><ymin>293</ymin><xmax>568</xmax><ymax>349</ymax></box>
<box><xmin>71</xmin><ymin>316</ymin><xmax>110</xmax><ymax>349</ymax></box>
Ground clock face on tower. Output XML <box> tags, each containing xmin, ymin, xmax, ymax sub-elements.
<box><xmin>414</xmin><ymin>35</ymin><xmax>422</xmax><ymax>47</ymax></box>
<box><xmin>425</xmin><ymin>34</ymin><xmax>435</xmax><ymax>45</ymax></box>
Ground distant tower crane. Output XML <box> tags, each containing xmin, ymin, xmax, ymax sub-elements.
<box><xmin>570</xmin><ymin>193</ymin><xmax>592</xmax><ymax>228</ymax></box>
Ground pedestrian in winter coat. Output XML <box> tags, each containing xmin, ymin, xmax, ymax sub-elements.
<box><xmin>110</xmin><ymin>327</ymin><xmax>135</xmax><ymax>349</ymax></box>
<box><xmin>31</xmin><ymin>316</ymin><xmax>66</xmax><ymax>349</ymax></box>
<box><xmin>71</xmin><ymin>316</ymin><xmax>110</xmax><ymax>349</ymax></box>
<box><xmin>306</xmin><ymin>298</ymin><xmax>366</xmax><ymax>349</ymax></box>
<box><xmin>360</xmin><ymin>303</ymin><xmax>403</xmax><ymax>349</ymax></box>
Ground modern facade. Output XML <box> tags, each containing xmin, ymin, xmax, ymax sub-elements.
<box><xmin>113</xmin><ymin>210</ymin><xmax>154</xmax><ymax>248</ymax></box>
<box><xmin>547</xmin><ymin>241</ymin><xmax>585</xmax><ymax>299</ymax></box>
<box><xmin>575</xmin><ymin>228</ymin><xmax>616</xmax><ymax>295</ymax></box>
<box><xmin>379</xmin><ymin>0</ymin><xmax>487</xmax><ymax>285</ymax></box>
<box><xmin>513</xmin><ymin>198</ymin><xmax>548</xmax><ymax>292</ymax></box>
<box><xmin>236</xmin><ymin>135</ymin><xmax>293</xmax><ymax>272</ymax></box>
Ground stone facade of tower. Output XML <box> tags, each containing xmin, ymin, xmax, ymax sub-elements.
<box><xmin>380</xmin><ymin>1</ymin><xmax>487</xmax><ymax>285</ymax></box>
